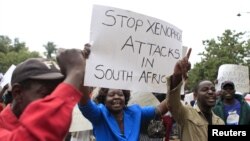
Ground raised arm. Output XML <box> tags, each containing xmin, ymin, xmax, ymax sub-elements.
<box><xmin>56</xmin><ymin>47</ymin><xmax>90</xmax><ymax>90</ymax></box>
<box><xmin>156</xmin><ymin>99</ymin><xmax>168</xmax><ymax>117</ymax></box>
<box><xmin>0</xmin><ymin>49</ymin><xmax>90</xmax><ymax>141</ymax></box>
<box><xmin>79</xmin><ymin>43</ymin><xmax>92</xmax><ymax>105</ymax></box>
<box><xmin>155</xmin><ymin>49</ymin><xmax>192</xmax><ymax>117</ymax></box>
<box><xmin>166</xmin><ymin>48</ymin><xmax>192</xmax><ymax>124</ymax></box>
<box><xmin>171</xmin><ymin>48</ymin><xmax>191</xmax><ymax>89</ymax></box>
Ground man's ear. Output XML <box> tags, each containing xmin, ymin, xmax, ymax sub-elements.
<box><xmin>11</xmin><ymin>83</ymin><xmax>23</xmax><ymax>100</ymax></box>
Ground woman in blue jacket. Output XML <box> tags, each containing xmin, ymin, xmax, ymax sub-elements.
<box><xmin>78</xmin><ymin>88</ymin><xmax>168</xmax><ymax>141</ymax></box>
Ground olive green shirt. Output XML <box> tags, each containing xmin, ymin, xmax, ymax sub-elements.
<box><xmin>166</xmin><ymin>77</ymin><xmax>224</xmax><ymax>141</ymax></box>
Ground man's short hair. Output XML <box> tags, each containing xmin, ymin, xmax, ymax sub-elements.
<box><xmin>11</xmin><ymin>58</ymin><xmax>64</xmax><ymax>85</ymax></box>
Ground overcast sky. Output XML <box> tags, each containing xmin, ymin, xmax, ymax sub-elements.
<box><xmin>0</xmin><ymin>0</ymin><xmax>250</xmax><ymax>65</ymax></box>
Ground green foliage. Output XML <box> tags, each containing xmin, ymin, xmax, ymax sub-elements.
<box><xmin>43</xmin><ymin>42</ymin><xmax>57</xmax><ymax>60</ymax></box>
<box><xmin>0</xmin><ymin>36</ymin><xmax>12</xmax><ymax>53</ymax></box>
<box><xmin>187</xmin><ymin>30</ymin><xmax>250</xmax><ymax>90</ymax></box>
<box><xmin>0</xmin><ymin>35</ymin><xmax>40</xmax><ymax>73</ymax></box>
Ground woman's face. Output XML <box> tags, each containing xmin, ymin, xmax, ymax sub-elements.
<box><xmin>105</xmin><ymin>89</ymin><xmax>125</xmax><ymax>113</ymax></box>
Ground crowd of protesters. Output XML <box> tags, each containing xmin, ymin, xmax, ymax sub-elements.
<box><xmin>0</xmin><ymin>44</ymin><xmax>250</xmax><ymax>141</ymax></box>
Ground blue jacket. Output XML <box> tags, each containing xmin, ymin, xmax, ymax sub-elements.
<box><xmin>78</xmin><ymin>100</ymin><xmax>155</xmax><ymax>141</ymax></box>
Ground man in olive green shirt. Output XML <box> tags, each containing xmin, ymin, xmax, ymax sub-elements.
<box><xmin>167</xmin><ymin>48</ymin><xmax>224</xmax><ymax>141</ymax></box>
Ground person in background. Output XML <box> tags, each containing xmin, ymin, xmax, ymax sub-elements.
<box><xmin>166</xmin><ymin>48</ymin><xmax>224</xmax><ymax>141</ymax></box>
<box><xmin>0</xmin><ymin>47</ymin><xmax>90</xmax><ymax>140</ymax></box>
<box><xmin>1</xmin><ymin>84</ymin><xmax>13</xmax><ymax>107</ymax></box>
<box><xmin>0</xmin><ymin>84</ymin><xmax>12</xmax><ymax>111</ymax></box>
<box><xmin>162</xmin><ymin>111</ymin><xmax>174</xmax><ymax>141</ymax></box>
<box><xmin>0</xmin><ymin>72</ymin><xmax>4</xmax><ymax>111</ymax></box>
<box><xmin>2</xmin><ymin>90</ymin><xmax>13</xmax><ymax>106</ymax></box>
<box><xmin>213</xmin><ymin>81</ymin><xmax>250</xmax><ymax>125</ymax></box>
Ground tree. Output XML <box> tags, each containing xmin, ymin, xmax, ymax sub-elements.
<box><xmin>0</xmin><ymin>36</ymin><xmax>12</xmax><ymax>53</ymax></box>
<box><xmin>11</xmin><ymin>38</ymin><xmax>27</xmax><ymax>52</ymax></box>
<box><xmin>187</xmin><ymin>30</ymin><xmax>250</xmax><ymax>90</ymax></box>
<box><xmin>0</xmin><ymin>35</ymin><xmax>40</xmax><ymax>73</ymax></box>
<box><xmin>43</xmin><ymin>42</ymin><xmax>57</xmax><ymax>60</ymax></box>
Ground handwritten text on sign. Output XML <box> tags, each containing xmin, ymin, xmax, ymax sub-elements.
<box><xmin>216</xmin><ymin>64</ymin><xmax>249</xmax><ymax>93</ymax></box>
<box><xmin>84</xmin><ymin>5</ymin><xmax>182</xmax><ymax>93</ymax></box>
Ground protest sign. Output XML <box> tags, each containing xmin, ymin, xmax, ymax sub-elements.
<box><xmin>216</xmin><ymin>64</ymin><xmax>249</xmax><ymax>93</ymax></box>
<box><xmin>182</xmin><ymin>46</ymin><xmax>188</xmax><ymax>57</ymax></box>
<box><xmin>85</xmin><ymin>5</ymin><xmax>182</xmax><ymax>93</ymax></box>
<box><xmin>128</xmin><ymin>91</ymin><xmax>160</xmax><ymax>106</ymax></box>
<box><xmin>184</xmin><ymin>92</ymin><xmax>194</xmax><ymax>105</ymax></box>
<box><xmin>0</xmin><ymin>65</ymin><xmax>16</xmax><ymax>87</ymax></box>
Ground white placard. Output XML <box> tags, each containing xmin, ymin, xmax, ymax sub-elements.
<box><xmin>182</xmin><ymin>46</ymin><xmax>188</xmax><ymax>58</ymax></box>
<box><xmin>184</xmin><ymin>92</ymin><xmax>194</xmax><ymax>104</ymax></box>
<box><xmin>216</xmin><ymin>64</ymin><xmax>249</xmax><ymax>93</ymax></box>
<box><xmin>69</xmin><ymin>105</ymin><xmax>92</xmax><ymax>132</ymax></box>
<box><xmin>85</xmin><ymin>5</ymin><xmax>182</xmax><ymax>93</ymax></box>
<box><xmin>0</xmin><ymin>65</ymin><xmax>16</xmax><ymax>87</ymax></box>
<box><xmin>128</xmin><ymin>91</ymin><xmax>160</xmax><ymax>106</ymax></box>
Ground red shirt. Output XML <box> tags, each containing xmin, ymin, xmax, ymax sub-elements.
<box><xmin>0</xmin><ymin>83</ymin><xmax>81</xmax><ymax>141</ymax></box>
<box><xmin>0</xmin><ymin>104</ymin><xmax>3</xmax><ymax>112</ymax></box>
